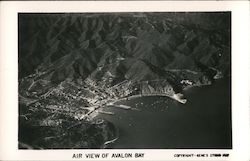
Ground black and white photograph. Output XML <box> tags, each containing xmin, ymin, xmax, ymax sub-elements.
<box><xmin>18</xmin><ymin>12</ymin><xmax>232</xmax><ymax>149</ymax></box>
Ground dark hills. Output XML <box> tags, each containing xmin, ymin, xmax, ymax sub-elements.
<box><xmin>19</xmin><ymin>12</ymin><xmax>231</xmax><ymax>93</ymax></box>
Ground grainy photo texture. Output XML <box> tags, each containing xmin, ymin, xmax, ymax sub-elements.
<box><xmin>18</xmin><ymin>12</ymin><xmax>231</xmax><ymax>149</ymax></box>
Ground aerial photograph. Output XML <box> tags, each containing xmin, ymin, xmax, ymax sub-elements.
<box><xmin>18</xmin><ymin>12</ymin><xmax>231</xmax><ymax>149</ymax></box>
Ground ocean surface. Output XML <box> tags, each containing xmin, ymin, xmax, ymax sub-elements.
<box><xmin>97</xmin><ymin>79</ymin><xmax>231</xmax><ymax>149</ymax></box>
